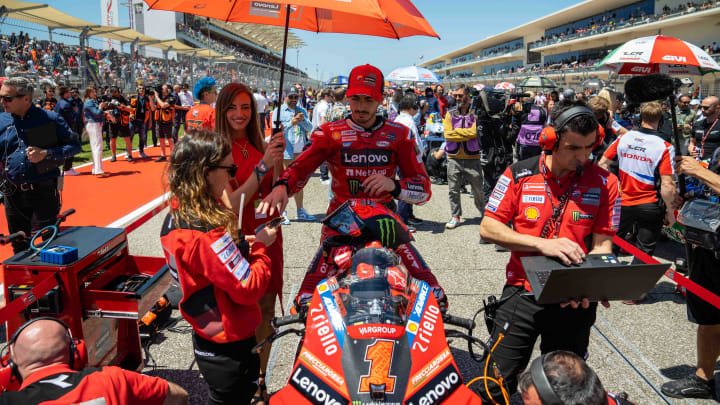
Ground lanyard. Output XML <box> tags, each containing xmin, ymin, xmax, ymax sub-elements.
<box><xmin>539</xmin><ymin>154</ymin><xmax>582</xmax><ymax>239</ymax></box>
<box><xmin>700</xmin><ymin>117</ymin><xmax>719</xmax><ymax>159</ymax></box>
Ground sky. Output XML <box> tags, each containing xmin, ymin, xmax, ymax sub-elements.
<box><xmin>15</xmin><ymin>1</ymin><xmax>581</xmax><ymax>81</ymax></box>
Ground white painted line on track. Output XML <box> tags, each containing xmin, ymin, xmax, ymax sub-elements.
<box><xmin>594</xmin><ymin>314</ymin><xmax>699</xmax><ymax>405</ymax></box>
<box><xmin>107</xmin><ymin>192</ymin><xmax>170</xmax><ymax>229</ymax></box>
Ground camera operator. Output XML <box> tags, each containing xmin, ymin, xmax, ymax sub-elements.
<box><xmin>0</xmin><ymin>318</ymin><xmax>188</xmax><ymax>404</ymax></box>
<box><xmin>106</xmin><ymin>86</ymin><xmax>134</xmax><ymax>162</ymax></box>
<box><xmin>443</xmin><ymin>84</ymin><xmax>485</xmax><ymax>230</ymax></box>
<box><xmin>153</xmin><ymin>84</ymin><xmax>176</xmax><ymax>162</ymax></box>
<box><xmin>660</xmin><ymin>155</ymin><xmax>720</xmax><ymax>399</ymax></box>
<box><xmin>129</xmin><ymin>84</ymin><xmax>154</xmax><ymax>159</ymax></box>
<box><xmin>519</xmin><ymin>351</ymin><xmax>634</xmax><ymax>405</ymax></box>
<box><xmin>512</xmin><ymin>91</ymin><xmax>547</xmax><ymax>161</ymax></box>
<box><xmin>0</xmin><ymin>77</ymin><xmax>82</xmax><ymax>253</ymax></box>
<box><xmin>477</xmin><ymin>99</ymin><xmax>620</xmax><ymax>401</ymax></box>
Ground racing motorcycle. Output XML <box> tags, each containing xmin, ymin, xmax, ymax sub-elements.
<box><xmin>255</xmin><ymin>200</ymin><xmax>486</xmax><ymax>404</ymax></box>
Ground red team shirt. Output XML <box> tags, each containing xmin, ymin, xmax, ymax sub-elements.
<box><xmin>1</xmin><ymin>364</ymin><xmax>167</xmax><ymax>404</ymax></box>
<box><xmin>485</xmin><ymin>154</ymin><xmax>621</xmax><ymax>290</ymax></box>
<box><xmin>602</xmin><ymin>129</ymin><xmax>674</xmax><ymax>206</ymax></box>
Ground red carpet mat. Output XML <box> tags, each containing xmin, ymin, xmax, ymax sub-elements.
<box><xmin>0</xmin><ymin>146</ymin><xmax>170</xmax><ymax>262</ymax></box>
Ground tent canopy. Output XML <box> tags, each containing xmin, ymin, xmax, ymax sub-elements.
<box><xmin>210</xmin><ymin>20</ymin><xmax>305</xmax><ymax>53</ymax></box>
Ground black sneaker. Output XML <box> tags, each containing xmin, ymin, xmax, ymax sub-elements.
<box><xmin>407</xmin><ymin>216</ymin><xmax>423</xmax><ymax>225</ymax></box>
<box><xmin>110</xmin><ymin>155</ymin><xmax>116</xmax><ymax>162</ymax></box>
<box><xmin>661</xmin><ymin>374</ymin><xmax>715</xmax><ymax>399</ymax></box>
<box><xmin>154</xmin><ymin>156</ymin><xmax>167</xmax><ymax>162</ymax></box>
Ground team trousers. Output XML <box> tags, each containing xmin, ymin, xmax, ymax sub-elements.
<box><xmin>192</xmin><ymin>333</ymin><xmax>260</xmax><ymax>405</ymax></box>
<box><xmin>478</xmin><ymin>284</ymin><xmax>597</xmax><ymax>403</ymax></box>
<box><xmin>616</xmin><ymin>203</ymin><xmax>663</xmax><ymax>257</ymax></box>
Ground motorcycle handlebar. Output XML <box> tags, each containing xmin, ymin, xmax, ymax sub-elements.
<box><xmin>271</xmin><ymin>313</ymin><xmax>304</xmax><ymax>328</ymax></box>
<box><xmin>0</xmin><ymin>231</ymin><xmax>26</xmax><ymax>245</ymax></box>
<box><xmin>443</xmin><ymin>314</ymin><xmax>476</xmax><ymax>331</ymax></box>
<box><xmin>58</xmin><ymin>209</ymin><xmax>76</xmax><ymax>221</ymax></box>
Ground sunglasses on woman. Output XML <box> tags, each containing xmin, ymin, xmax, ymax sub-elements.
<box><xmin>210</xmin><ymin>164</ymin><xmax>238</xmax><ymax>177</ymax></box>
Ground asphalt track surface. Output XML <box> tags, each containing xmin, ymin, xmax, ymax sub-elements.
<box><xmin>127</xmin><ymin>173</ymin><xmax>720</xmax><ymax>405</ymax></box>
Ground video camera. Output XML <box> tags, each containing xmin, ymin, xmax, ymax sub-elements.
<box><xmin>468</xmin><ymin>88</ymin><xmax>530</xmax><ymax>119</ymax></box>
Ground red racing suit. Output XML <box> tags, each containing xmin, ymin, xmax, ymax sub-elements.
<box><xmin>275</xmin><ymin>116</ymin><xmax>442</xmax><ymax>305</ymax></box>
<box><xmin>160</xmin><ymin>213</ymin><xmax>271</xmax><ymax>343</ymax></box>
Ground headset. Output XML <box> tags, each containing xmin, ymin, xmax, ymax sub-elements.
<box><xmin>530</xmin><ymin>354</ymin><xmax>564</xmax><ymax>405</ymax></box>
<box><xmin>3</xmin><ymin>317</ymin><xmax>83</xmax><ymax>384</ymax></box>
<box><xmin>539</xmin><ymin>106</ymin><xmax>604</xmax><ymax>153</ymax></box>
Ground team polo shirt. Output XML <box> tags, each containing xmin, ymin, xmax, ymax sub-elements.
<box><xmin>485</xmin><ymin>154</ymin><xmax>621</xmax><ymax>290</ymax></box>
<box><xmin>0</xmin><ymin>364</ymin><xmax>168</xmax><ymax>404</ymax></box>
<box><xmin>603</xmin><ymin>128</ymin><xmax>674</xmax><ymax>207</ymax></box>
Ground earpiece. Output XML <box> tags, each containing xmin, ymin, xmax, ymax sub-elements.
<box><xmin>540</xmin><ymin>106</ymin><xmax>601</xmax><ymax>153</ymax></box>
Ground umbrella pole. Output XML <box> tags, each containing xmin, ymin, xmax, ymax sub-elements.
<box><xmin>274</xmin><ymin>4</ymin><xmax>292</xmax><ymax>134</ymax></box>
<box><xmin>668</xmin><ymin>94</ymin><xmax>687</xmax><ymax>196</ymax></box>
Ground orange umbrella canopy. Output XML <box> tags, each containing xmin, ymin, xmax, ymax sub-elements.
<box><xmin>145</xmin><ymin>0</ymin><xmax>439</xmax><ymax>39</ymax></box>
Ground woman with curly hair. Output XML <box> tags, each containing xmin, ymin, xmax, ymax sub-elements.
<box><xmin>160</xmin><ymin>129</ymin><xmax>277</xmax><ymax>405</ymax></box>
<box><xmin>215</xmin><ymin>83</ymin><xmax>285</xmax><ymax>405</ymax></box>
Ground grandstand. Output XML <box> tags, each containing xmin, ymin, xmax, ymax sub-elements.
<box><xmin>419</xmin><ymin>0</ymin><xmax>720</xmax><ymax>94</ymax></box>
<box><xmin>0</xmin><ymin>0</ymin><xmax>320</xmax><ymax>97</ymax></box>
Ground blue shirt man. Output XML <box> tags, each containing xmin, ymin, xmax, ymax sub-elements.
<box><xmin>0</xmin><ymin>77</ymin><xmax>81</xmax><ymax>253</ymax></box>
<box><xmin>271</xmin><ymin>87</ymin><xmax>313</xmax><ymax>160</ymax></box>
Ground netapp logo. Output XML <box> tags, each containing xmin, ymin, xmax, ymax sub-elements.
<box><xmin>406</xmin><ymin>366</ymin><xmax>461</xmax><ymax>405</ymax></box>
<box><xmin>341</xmin><ymin>149</ymin><xmax>391</xmax><ymax>167</ymax></box>
<box><xmin>290</xmin><ymin>364</ymin><xmax>344</xmax><ymax>405</ymax></box>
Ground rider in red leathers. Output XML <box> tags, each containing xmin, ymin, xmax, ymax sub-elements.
<box><xmin>259</xmin><ymin>64</ymin><xmax>444</xmax><ymax>307</ymax></box>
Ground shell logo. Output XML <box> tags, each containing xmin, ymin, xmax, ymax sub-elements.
<box><xmin>318</xmin><ymin>284</ymin><xmax>328</xmax><ymax>292</ymax></box>
<box><xmin>332</xmin><ymin>132</ymin><xmax>341</xmax><ymax>140</ymax></box>
<box><xmin>407</xmin><ymin>321</ymin><xmax>418</xmax><ymax>333</ymax></box>
<box><xmin>525</xmin><ymin>206</ymin><xmax>540</xmax><ymax>221</ymax></box>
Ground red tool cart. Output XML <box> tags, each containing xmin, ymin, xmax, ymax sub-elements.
<box><xmin>0</xmin><ymin>226</ymin><xmax>171</xmax><ymax>391</ymax></box>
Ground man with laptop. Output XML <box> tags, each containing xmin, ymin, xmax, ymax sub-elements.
<box><xmin>0</xmin><ymin>77</ymin><xmax>81</xmax><ymax>253</ymax></box>
<box><xmin>478</xmin><ymin>99</ymin><xmax>621</xmax><ymax>401</ymax></box>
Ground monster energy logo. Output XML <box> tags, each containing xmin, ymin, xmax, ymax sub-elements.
<box><xmin>377</xmin><ymin>218</ymin><xmax>396</xmax><ymax>246</ymax></box>
<box><xmin>571</xmin><ymin>211</ymin><xmax>594</xmax><ymax>222</ymax></box>
<box><xmin>347</xmin><ymin>178</ymin><xmax>361</xmax><ymax>196</ymax></box>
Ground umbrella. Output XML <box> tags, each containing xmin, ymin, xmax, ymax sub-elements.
<box><xmin>494</xmin><ymin>82</ymin><xmax>515</xmax><ymax>90</ymax></box>
<box><xmin>145</xmin><ymin>0</ymin><xmax>439</xmax><ymax>129</ymax></box>
<box><xmin>387</xmin><ymin>66</ymin><xmax>441</xmax><ymax>82</ymax></box>
<box><xmin>386</xmin><ymin>81</ymin><xmax>399</xmax><ymax>89</ymax></box>
<box><xmin>473</xmin><ymin>83</ymin><xmax>486</xmax><ymax>90</ymax></box>
<box><xmin>581</xmin><ymin>78</ymin><xmax>609</xmax><ymax>89</ymax></box>
<box><xmin>596</xmin><ymin>35</ymin><xmax>720</xmax><ymax>75</ymax></box>
<box><xmin>518</xmin><ymin>76</ymin><xmax>557</xmax><ymax>88</ymax></box>
<box><xmin>325</xmin><ymin>75</ymin><xmax>348</xmax><ymax>86</ymax></box>
<box><xmin>597</xmin><ymin>35</ymin><xmax>720</xmax><ymax>196</ymax></box>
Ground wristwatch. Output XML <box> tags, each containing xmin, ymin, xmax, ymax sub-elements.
<box><xmin>256</xmin><ymin>160</ymin><xmax>269</xmax><ymax>174</ymax></box>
